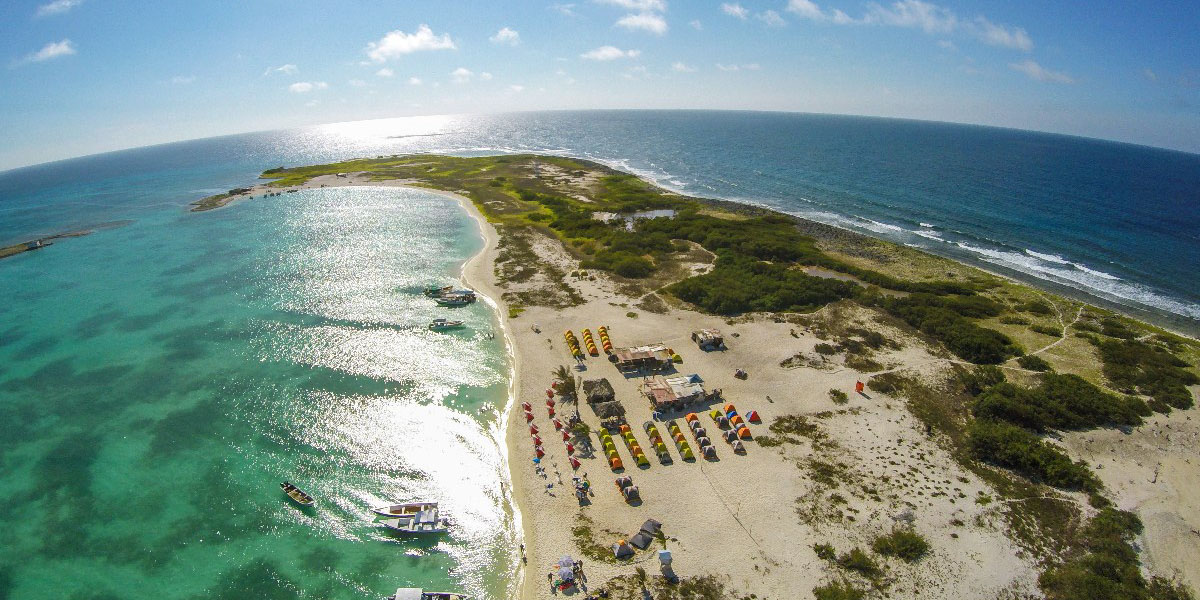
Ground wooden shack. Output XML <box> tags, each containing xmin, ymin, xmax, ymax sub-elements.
<box><xmin>691</xmin><ymin>329</ymin><xmax>724</xmax><ymax>350</ymax></box>
<box><xmin>612</xmin><ymin>343</ymin><xmax>672</xmax><ymax>371</ymax></box>
<box><xmin>582</xmin><ymin>378</ymin><xmax>615</xmax><ymax>404</ymax></box>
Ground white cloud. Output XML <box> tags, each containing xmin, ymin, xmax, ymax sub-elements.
<box><xmin>937</xmin><ymin>39</ymin><xmax>955</xmax><ymax>50</ymax></box>
<box><xmin>366</xmin><ymin>24</ymin><xmax>456</xmax><ymax>63</ymax></box>
<box><xmin>170</xmin><ymin>75</ymin><xmax>195</xmax><ymax>85</ymax></box>
<box><xmin>550</xmin><ymin>3</ymin><xmax>576</xmax><ymax>16</ymax></box>
<box><xmin>408</xmin><ymin>76</ymin><xmax>423</xmax><ymax>85</ymax></box>
<box><xmin>716</xmin><ymin>62</ymin><xmax>760</xmax><ymax>71</ymax></box>
<box><xmin>623</xmin><ymin>65</ymin><xmax>650</xmax><ymax>79</ymax></box>
<box><xmin>265</xmin><ymin>64</ymin><xmax>298</xmax><ymax>76</ymax></box>
<box><xmin>35</xmin><ymin>0</ymin><xmax>82</xmax><ymax>17</ymax></box>
<box><xmin>490</xmin><ymin>27</ymin><xmax>521</xmax><ymax>45</ymax></box>
<box><xmin>376</xmin><ymin>68</ymin><xmax>394</xmax><ymax>77</ymax></box>
<box><xmin>864</xmin><ymin>0</ymin><xmax>957</xmax><ymax>34</ymax></box>
<box><xmin>594</xmin><ymin>0</ymin><xmax>666</xmax><ymax>11</ymax></box>
<box><xmin>508</xmin><ymin>84</ymin><xmax>525</xmax><ymax>92</ymax></box>
<box><xmin>786</xmin><ymin>0</ymin><xmax>824</xmax><ymax>20</ymax></box>
<box><xmin>481</xmin><ymin>72</ymin><xmax>493</xmax><ymax>80</ymax></box>
<box><xmin>580</xmin><ymin>45</ymin><xmax>641</xmax><ymax>60</ymax></box>
<box><xmin>689</xmin><ymin>19</ymin><xmax>703</xmax><ymax>30</ymax></box>
<box><xmin>288</xmin><ymin>81</ymin><xmax>328</xmax><ymax>93</ymax></box>
<box><xmin>616</xmin><ymin>12</ymin><xmax>668</xmax><ymax>34</ymax></box>
<box><xmin>671</xmin><ymin>61</ymin><xmax>697</xmax><ymax>72</ymax></box>
<box><xmin>757</xmin><ymin>10</ymin><xmax>787</xmax><ymax>26</ymax></box>
<box><xmin>721</xmin><ymin>3</ymin><xmax>748</xmax><ymax>19</ymax></box>
<box><xmin>349</xmin><ymin>79</ymin><xmax>368</xmax><ymax>87</ymax></box>
<box><xmin>1009</xmin><ymin>59</ymin><xmax>1073</xmax><ymax>84</ymax></box>
<box><xmin>974</xmin><ymin>17</ymin><xmax>1032</xmax><ymax>51</ymax></box>
<box><xmin>451</xmin><ymin>67</ymin><xmax>474</xmax><ymax>83</ymax></box>
<box><xmin>17</xmin><ymin>39</ymin><xmax>76</xmax><ymax>65</ymax></box>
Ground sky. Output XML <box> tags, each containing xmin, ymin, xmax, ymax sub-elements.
<box><xmin>1</xmin><ymin>0</ymin><xmax>1198</xmax><ymax>170</ymax></box>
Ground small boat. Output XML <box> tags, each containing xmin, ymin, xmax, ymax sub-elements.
<box><xmin>423</xmin><ymin>285</ymin><xmax>454</xmax><ymax>297</ymax></box>
<box><xmin>428</xmin><ymin>318</ymin><xmax>465</xmax><ymax>331</ymax></box>
<box><xmin>386</xmin><ymin>588</ymin><xmax>471</xmax><ymax>600</ymax></box>
<box><xmin>371</xmin><ymin>501</ymin><xmax>438</xmax><ymax>519</ymax></box>
<box><xmin>434</xmin><ymin>295</ymin><xmax>472</xmax><ymax>307</ymax></box>
<box><xmin>280</xmin><ymin>482</ymin><xmax>314</xmax><ymax>506</ymax></box>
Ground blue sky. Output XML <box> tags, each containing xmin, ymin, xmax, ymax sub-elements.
<box><xmin>1</xmin><ymin>0</ymin><xmax>1197</xmax><ymax>170</ymax></box>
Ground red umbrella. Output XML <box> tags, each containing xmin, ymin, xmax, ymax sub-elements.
<box><xmin>566</xmin><ymin>443</ymin><xmax>575</xmax><ymax>454</ymax></box>
<box><xmin>521</xmin><ymin>401</ymin><xmax>531</xmax><ymax>410</ymax></box>
<box><xmin>561</xmin><ymin>430</ymin><xmax>570</xmax><ymax>441</ymax></box>
<box><xmin>548</xmin><ymin>407</ymin><xmax>556</xmax><ymax>417</ymax></box>
<box><xmin>529</xmin><ymin>424</ymin><xmax>539</xmax><ymax>434</ymax></box>
<box><xmin>535</xmin><ymin>446</ymin><xmax>545</xmax><ymax>458</ymax></box>
<box><xmin>524</xmin><ymin>412</ymin><xmax>534</xmax><ymax>422</ymax></box>
<box><xmin>553</xmin><ymin>418</ymin><xmax>563</xmax><ymax>430</ymax></box>
<box><xmin>532</xmin><ymin>435</ymin><xmax>542</xmax><ymax>445</ymax></box>
<box><xmin>570</xmin><ymin>457</ymin><xmax>581</xmax><ymax>469</ymax></box>
<box><xmin>546</xmin><ymin>399</ymin><xmax>556</xmax><ymax>407</ymax></box>
<box><xmin>546</xmin><ymin>389</ymin><xmax>554</xmax><ymax>398</ymax></box>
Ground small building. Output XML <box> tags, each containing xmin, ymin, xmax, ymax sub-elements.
<box><xmin>582</xmin><ymin>378</ymin><xmax>615</xmax><ymax>404</ymax></box>
<box><xmin>691</xmin><ymin>329</ymin><xmax>724</xmax><ymax>350</ymax></box>
<box><xmin>644</xmin><ymin>374</ymin><xmax>708</xmax><ymax>411</ymax></box>
<box><xmin>613</xmin><ymin>343</ymin><xmax>672</xmax><ymax>371</ymax></box>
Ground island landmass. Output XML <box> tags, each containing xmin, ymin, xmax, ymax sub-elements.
<box><xmin>197</xmin><ymin>154</ymin><xmax>1199</xmax><ymax>600</ymax></box>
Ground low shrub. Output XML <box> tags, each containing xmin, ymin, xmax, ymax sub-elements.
<box><xmin>1018</xmin><ymin>354</ymin><xmax>1053</xmax><ymax>371</ymax></box>
<box><xmin>872</xmin><ymin>528</ymin><xmax>931</xmax><ymax>562</ymax></box>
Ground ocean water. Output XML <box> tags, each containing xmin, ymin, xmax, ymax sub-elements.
<box><xmin>0</xmin><ymin>187</ymin><xmax>516</xmax><ymax>599</ymax></box>
<box><xmin>0</xmin><ymin>110</ymin><xmax>1198</xmax><ymax>598</ymax></box>
<box><xmin>3</xmin><ymin>111</ymin><xmax>1197</xmax><ymax>332</ymax></box>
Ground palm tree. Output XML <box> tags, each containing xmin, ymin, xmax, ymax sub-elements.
<box><xmin>551</xmin><ymin>365</ymin><xmax>578</xmax><ymax>402</ymax></box>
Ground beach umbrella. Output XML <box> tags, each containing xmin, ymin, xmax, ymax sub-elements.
<box><xmin>566</xmin><ymin>443</ymin><xmax>575</xmax><ymax>454</ymax></box>
<box><xmin>558</xmin><ymin>566</ymin><xmax>575</xmax><ymax>581</ymax></box>
<box><xmin>548</xmin><ymin>407</ymin><xmax>555</xmax><ymax>417</ymax></box>
<box><xmin>536</xmin><ymin>447</ymin><xmax>545</xmax><ymax>458</ymax></box>
<box><xmin>558</xmin><ymin>555</ymin><xmax>576</xmax><ymax>568</ymax></box>
<box><xmin>525</xmin><ymin>412</ymin><xmax>534</xmax><ymax>422</ymax></box>
<box><xmin>547</xmin><ymin>399</ymin><xmax>556</xmax><ymax>407</ymax></box>
<box><xmin>529</xmin><ymin>424</ymin><xmax>539</xmax><ymax>434</ymax></box>
<box><xmin>553</xmin><ymin>419</ymin><xmax>562</xmax><ymax>430</ymax></box>
<box><xmin>533</xmin><ymin>457</ymin><xmax>541</xmax><ymax>464</ymax></box>
<box><xmin>570</xmin><ymin>456</ymin><xmax>581</xmax><ymax>469</ymax></box>
<box><xmin>546</xmin><ymin>389</ymin><xmax>554</xmax><ymax>398</ymax></box>
<box><xmin>521</xmin><ymin>401</ymin><xmax>531</xmax><ymax>410</ymax></box>
<box><xmin>561</xmin><ymin>430</ymin><xmax>570</xmax><ymax>441</ymax></box>
<box><xmin>532</xmin><ymin>435</ymin><xmax>542</xmax><ymax>445</ymax></box>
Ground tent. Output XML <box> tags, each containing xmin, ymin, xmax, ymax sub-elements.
<box><xmin>641</xmin><ymin>519</ymin><xmax>662</xmax><ymax>534</ymax></box>
<box><xmin>724</xmin><ymin>403</ymin><xmax>737</xmax><ymax>413</ymax></box>
<box><xmin>737</xmin><ymin>427</ymin><xmax>751</xmax><ymax>439</ymax></box>
<box><xmin>696</xmin><ymin>436</ymin><xmax>711</xmax><ymax>447</ymax></box>
<box><xmin>723</xmin><ymin>430</ymin><xmax>738</xmax><ymax>442</ymax></box>
<box><xmin>558</xmin><ymin>555</ymin><xmax>576</xmax><ymax>568</ymax></box>
<box><xmin>630</xmin><ymin>531</ymin><xmax>654</xmax><ymax>549</ymax></box>
<box><xmin>615</xmin><ymin>476</ymin><xmax>633</xmax><ymax>489</ymax></box>
<box><xmin>709</xmin><ymin>409</ymin><xmax>722</xmax><ymax>420</ymax></box>
<box><xmin>557</xmin><ymin>566</ymin><xmax>575</xmax><ymax>582</ymax></box>
<box><xmin>731</xmin><ymin>440</ymin><xmax>745</xmax><ymax>453</ymax></box>
<box><xmin>613</xmin><ymin>540</ymin><xmax>634</xmax><ymax>559</ymax></box>
<box><xmin>693</xmin><ymin>426</ymin><xmax>707</xmax><ymax>438</ymax></box>
<box><xmin>715</xmin><ymin>415</ymin><xmax>730</xmax><ymax>428</ymax></box>
<box><xmin>746</xmin><ymin>410</ymin><xmax>761</xmax><ymax>423</ymax></box>
<box><xmin>658</xmin><ymin>549</ymin><xmax>673</xmax><ymax>566</ymax></box>
<box><xmin>702</xmin><ymin>445</ymin><xmax>717</xmax><ymax>458</ymax></box>
<box><xmin>622</xmin><ymin>485</ymin><xmax>640</xmax><ymax>501</ymax></box>
<box><xmin>685</xmin><ymin>413</ymin><xmax>698</xmax><ymax>423</ymax></box>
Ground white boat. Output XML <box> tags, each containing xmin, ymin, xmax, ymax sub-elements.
<box><xmin>428</xmin><ymin>318</ymin><xmax>464</xmax><ymax>331</ymax></box>
<box><xmin>434</xmin><ymin>295</ymin><xmax>472</xmax><ymax>307</ymax></box>
<box><xmin>386</xmin><ymin>588</ymin><xmax>470</xmax><ymax>600</ymax></box>
<box><xmin>371</xmin><ymin>501</ymin><xmax>438</xmax><ymax>519</ymax></box>
<box><xmin>378</xmin><ymin>512</ymin><xmax>450</xmax><ymax>535</ymax></box>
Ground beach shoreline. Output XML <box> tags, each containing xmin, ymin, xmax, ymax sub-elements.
<box><xmin>191</xmin><ymin>164</ymin><xmax>1199</xmax><ymax>599</ymax></box>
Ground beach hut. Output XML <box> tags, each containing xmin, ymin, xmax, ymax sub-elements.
<box><xmin>613</xmin><ymin>343</ymin><xmax>672</xmax><ymax>371</ymax></box>
<box><xmin>583</xmin><ymin>378</ymin><xmax>616</xmax><ymax>404</ymax></box>
<box><xmin>737</xmin><ymin>427</ymin><xmax>751</xmax><ymax>439</ymax></box>
<box><xmin>747</xmin><ymin>410</ymin><xmax>761</xmax><ymax>423</ymax></box>
<box><xmin>613</xmin><ymin>540</ymin><xmax>634</xmax><ymax>559</ymax></box>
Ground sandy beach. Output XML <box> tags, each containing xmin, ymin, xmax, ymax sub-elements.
<box><xmin>200</xmin><ymin>169</ymin><xmax>1198</xmax><ymax>599</ymax></box>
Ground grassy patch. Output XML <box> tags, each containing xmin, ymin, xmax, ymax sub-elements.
<box><xmin>871</xmin><ymin>528</ymin><xmax>931</xmax><ymax>562</ymax></box>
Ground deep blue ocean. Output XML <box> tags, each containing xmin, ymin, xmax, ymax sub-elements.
<box><xmin>4</xmin><ymin>110</ymin><xmax>1198</xmax><ymax>331</ymax></box>
<box><xmin>0</xmin><ymin>110</ymin><xmax>1197</xmax><ymax>599</ymax></box>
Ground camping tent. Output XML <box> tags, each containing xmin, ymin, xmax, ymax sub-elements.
<box><xmin>616</xmin><ymin>476</ymin><xmax>633</xmax><ymax>489</ymax></box>
<box><xmin>630</xmin><ymin>531</ymin><xmax>654</xmax><ymax>549</ymax></box>
<box><xmin>613</xmin><ymin>540</ymin><xmax>634</xmax><ymax>559</ymax></box>
<box><xmin>557</xmin><ymin>566</ymin><xmax>575</xmax><ymax>582</ymax></box>
<box><xmin>641</xmin><ymin>519</ymin><xmax>662</xmax><ymax>534</ymax></box>
<box><xmin>702</xmin><ymin>445</ymin><xmax>716</xmax><ymax>458</ymax></box>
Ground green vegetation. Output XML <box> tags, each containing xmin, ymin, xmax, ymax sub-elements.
<box><xmin>813</xmin><ymin>543</ymin><xmax>837</xmax><ymax>561</ymax></box>
<box><xmin>1018</xmin><ymin>354</ymin><xmax>1053</xmax><ymax>371</ymax></box>
<box><xmin>966</xmin><ymin>419</ymin><xmax>1096</xmax><ymax>491</ymax></box>
<box><xmin>836</xmin><ymin>547</ymin><xmax>881</xmax><ymax>578</ymax></box>
<box><xmin>973</xmin><ymin>373</ymin><xmax>1149</xmax><ymax>433</ymax></box>
<box><xmin>812</xmin><ymin>580</ymin><xmax>867</xmax><ymax>600</ymax></box>
<box><xmin>829</xmin><ymin>389</ymin><xmax>849</xmax><ymax>405</ymax></box>
<box><xmin>881</xmin><ymin>294</ymin><xmax>1020</xmax><ymax>364</ymax></box>
<box><xmin>871</xmin><ymin>528</ymin><xmax>931</xmax><ymax>562</ymax></box>
<box><xmin>1096</xmin><ymin>338</ymin><xmax>1198</xmax><ymax>410</ymax></box>
<box><xmin>1040</xmin><ymin>508</ymin><xmax>1196</xmax><ymax>600</ymax></box>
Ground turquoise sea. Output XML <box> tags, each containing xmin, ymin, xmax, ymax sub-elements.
<box><xmin>1</xmin><ymin>110</ymin><xmax>1199</xmax><ymax>598</ymax></box>
<box><xmin>0</xmin><ymin>187</ymin><xmax>516</xmax><ymax>598</ymax></box>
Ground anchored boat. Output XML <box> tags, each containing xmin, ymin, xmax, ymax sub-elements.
<box><xmin>280</xmin><ymin>482</ymin><xmax>314</xmax><ymax>506</ymax></box>
<box><xmin>375</xmin><ymin>501</ymin><xmax>450</xmax><ymax>535</ymax></box>
<box><xmin>386</xmin><ymin>588</ymin><xmax>470</xmax><ymax>600</ymax></box>
<box><xmin>428</xmin><ymin>318</ymin><xmax>465</xmax><ymax>331</ymax></box>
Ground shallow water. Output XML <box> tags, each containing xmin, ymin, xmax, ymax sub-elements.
<box><xmin>0</xmin><ymin>187</ymin><xmax>516</xmax><ymax>599</ymax></box>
